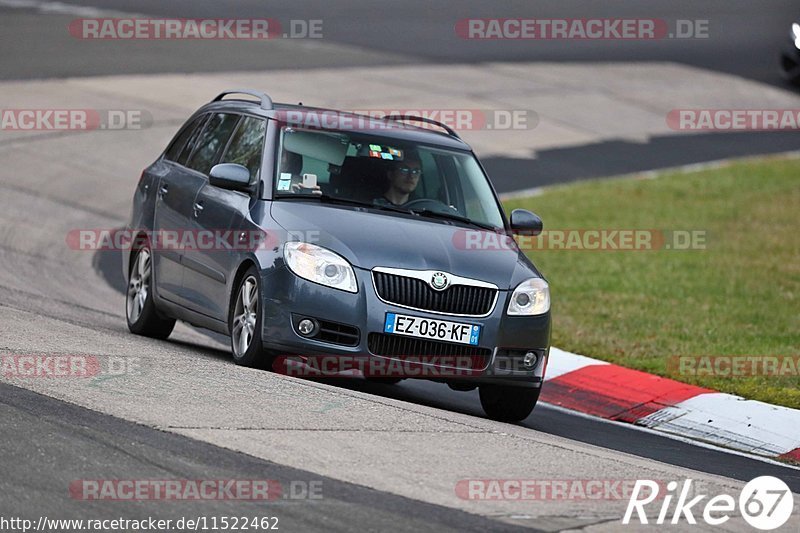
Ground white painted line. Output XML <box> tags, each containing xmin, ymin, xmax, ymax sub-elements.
<box><xmin>545</xmin><ymin>346</ymin><xmax>607</xmax><ymax>380</ymax></box>
<box><xmin>539</xmin><ymin>402</ymin><xmax>800</xmax><ymax>472</ymax></box>
<box><xmin>497</xmin><ymin>186</ymin><xmax>544</xmax><ymax>202</ymax></box>
<box><xmin>639</xmin><ymin>393</ymin><xmax>800</xmax><ymax>457</ymax></box>
<box><xmin>547</xmin><ymin>346</ymin><xmax>800</xmax><ymax>461</ymax></box>
<box><xmin>0</xmin><ymin>0</ymin><xmax>144</xmax><ymax>17</ymax></box>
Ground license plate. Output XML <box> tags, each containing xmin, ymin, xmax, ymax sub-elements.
<box><xmin>383</xmin><ymin>313</ymin><xmax>481</xmax><ymax>346</ymax></box>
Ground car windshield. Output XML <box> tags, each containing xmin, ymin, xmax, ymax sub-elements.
<box><xmin>274</xmin><ymin>127</ymin><xmax>505</xmax><ymax>229</ymax></box>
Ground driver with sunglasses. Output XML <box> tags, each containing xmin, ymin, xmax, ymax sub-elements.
<box><xmin>374</xmin><ymin>154</ymin><xmax>422</xmax><ymax>206</ymax></box>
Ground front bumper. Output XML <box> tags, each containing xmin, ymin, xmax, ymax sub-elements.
<box><xmin>260</xmin><ymin>265</ymin><xmax>551</xmax><ymax>387</ymax></box>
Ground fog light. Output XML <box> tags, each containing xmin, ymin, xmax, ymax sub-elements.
<box><xmin>523</xmin><ymin>351</ymin><xmax>538</xmax><ymax>370</ymax></box>
<box><xmin>297</xmin><ymin>318</ymin><xmax>318</xmax><ymax>337</ymax></box>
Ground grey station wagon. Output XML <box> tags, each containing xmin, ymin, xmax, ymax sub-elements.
<box><xmin>124</xmin><ymin>89</ymin><xmax>551</xmax><ymax>421</ymax></box>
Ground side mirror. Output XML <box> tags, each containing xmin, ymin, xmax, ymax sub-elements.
<box><xmin>209</xmin><ymin>163</ymin><xmax>252</xmax><ymax>192</ymax></box>
<box><xmin>510</xmin><ymin>209</ymin><xmax>543</xmax><ymax>236</ymax></box>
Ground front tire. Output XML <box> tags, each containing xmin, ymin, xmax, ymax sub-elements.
<box><xmin>126</xmin><ymin>246</ymin><xmax>175</xmax><ymax>339</ymax></box>
<box><xmin>230</xmin><ymin>267</ymin><xmax>272</xmax><ymax>368</ymax></box>
<box><xmin>479</xmin><ymin>384</ymin><xmax>540</xmax><ymax>422</ymax></box>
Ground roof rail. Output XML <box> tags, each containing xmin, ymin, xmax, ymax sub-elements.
<box><xmin>382</xmin><ymin>114</ymin><xmax>461</xmax><ymax>139</ymax></box>
<box><xmin>212</xmin><ymin>89</ymin><xmax>274</xmax><ymax>110</ymax></box>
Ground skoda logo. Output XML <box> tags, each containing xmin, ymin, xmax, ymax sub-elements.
<box><xmin>430</xmin><ymin>272</ymin><xmax>449</xmax><ymax>291</ymax></box>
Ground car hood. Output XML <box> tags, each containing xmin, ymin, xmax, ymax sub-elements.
<box><xmin>270</xmin><ymin>201</ymin><xmax>533</xmax><ymax>289</ymax></box>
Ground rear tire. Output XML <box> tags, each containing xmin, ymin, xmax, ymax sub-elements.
<box><xmin>479</xmin><ymin>385</ymin><xmax>540</xmax><ymax>422</ymax></box>
<box><xmin>230</xmin><ymin>266</ymin><xmax>273</xmax><ymax>368</ymax></box>
<box><xmin>126</xmin><ymin>246</ymin><xmax>175</xmax><ymax>339</ymax></box>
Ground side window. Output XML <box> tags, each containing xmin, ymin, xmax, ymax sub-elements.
<box><xmin>164</xmin><ymin>115</ymin><xmax>205</xmax><ymax>162</ymax></box>
<box><xmin>186</xmin><ymin>113</ymin><xmax>240</xmax><ymax>175</ymax></box>
<box><xmin>220</xmin><ymin>116</ymin><xmax>267</xmax><ymax>182</ymax></box>
<box><xmin>176</xmin><ymin>114</ymin><xmax>209</xmax><ymax>166</ymax></box>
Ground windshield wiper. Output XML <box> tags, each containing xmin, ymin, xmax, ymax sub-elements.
<box><xmin>279</xmin><ymin>194</ymin><xmax>414</xmax><ymax>215</ymax></box>
<box><xmin>278</xmin><ymin>194</ymin><xmax>499</xmax><ymax>230</ymax></box>
<box><xmin>318</xmin><ymin>195</ymin><xmax>415</xmax><ymax>215</ymax></box>
<box><xmin>410</xmin><ymin>208</ymin><xmax>500</xmax><ymax>231</ymax></box>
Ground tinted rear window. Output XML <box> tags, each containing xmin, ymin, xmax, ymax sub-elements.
<box><xmin>220</xmin><ymin>116</ymin><xmax>267</xmax><ymax>182</ymax></box>
<box><xmin>177</xmin><ymin>115</ymin><xmax>210</xmax><ymax>166</ymax></box>
<box><xmin>186</xmin><ymin>113</ymin><xmax>240</xmax><ymax>175</ymax></box>
<box><xmin>164</xmin><ymin>114</ymin><xmax>206</xmax><ymax>162</ymax></box>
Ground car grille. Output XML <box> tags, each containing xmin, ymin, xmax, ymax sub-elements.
<box><xmin>368</xmin><ymin>333</ymin><xmax>492</xmax><ymax>361</ymax></box>
<box><xmin>372</xmin><ymin>271</ymin><xmax>497</xmax><ymax>316</ymax></box>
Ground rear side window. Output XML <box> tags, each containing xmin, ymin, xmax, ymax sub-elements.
<box><xmin>176</xmin><ymin>115</ymin><xmax>209</xmax><ymax>166</ymax></box>
<box><xmin>220</xmin><ymin>116</ymin><xmax>267</xmax><ymax>182</ymax></box>
<box><xmin>186</xmin><ymin>113</ymin><xmax>240</xmax><ymax>175</ymax></box>
<box><xmin>164</xmin><ymin>114</ymin><xmax>206</xmax><ymax>162</ymax></box>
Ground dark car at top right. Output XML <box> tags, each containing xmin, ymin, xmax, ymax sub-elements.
<box><xmin>780</xmin><ymin>20</ymin><xmax>800</xmax><ymax>84</ymax></box>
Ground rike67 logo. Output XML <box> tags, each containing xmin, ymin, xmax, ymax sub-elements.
<box><xmin>624</xmin><ymin>476</ymin><xmax>795</xmax><ymax>530</ymax></box>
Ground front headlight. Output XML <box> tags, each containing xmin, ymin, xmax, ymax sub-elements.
<box><xmin>507</xmin><ymin>278</ymin><xmax>550</xmax><ymax>315</ymax></box>
<box><xmin>283</xmin><ymin>242</ymin><xmax>358</xmax><ymax>293</ymax></box>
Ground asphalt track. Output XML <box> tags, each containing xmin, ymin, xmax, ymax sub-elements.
<box><xmin>3</xmin><ymin>0</ymin><xmax>800</xmax><ymax>186</ymax></box>
<box><xmin>2</xmin><ymin>1</ymin><xmax>800</xmax><ymax>531</ymax></box>
<box><xmin>2</xmin><ymin>0</ymin><xmax>798</xmax><ymax>87</ymax></box>
<box><xmin>0</xmin><ymin>382</ymin><xmax>535</xmax><ymax>533</ymax></box>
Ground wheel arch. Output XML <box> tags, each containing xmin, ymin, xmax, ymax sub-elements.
<box><xmin>227</xmin><ymin>258</ymin><xmax>259</xmax><ymax>333</ymax></box>
<box><xmin>127</xmin><ymin>231</ymin><xmax>151</xmax><ymax>276</ymax></box>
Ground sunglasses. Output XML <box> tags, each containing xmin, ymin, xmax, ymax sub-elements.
<box><xmin>397</xmin><ymin>166</ymin><xmax>422</xmax><ymax>176</ymax></box>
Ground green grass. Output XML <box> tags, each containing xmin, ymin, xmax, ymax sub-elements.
<box><xmin>503</xmin><ymin>156</ymin><xmax>800</xmax><ymax>409</ymax></box>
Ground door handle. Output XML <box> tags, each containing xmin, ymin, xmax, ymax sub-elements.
<box><xmin>193</xmin><ymin>202</ymin><xmax>204</xmax><ymax>217</ymax></box>
<box><xmin>158</xmin><ymin>185</ymin><xmax>169</xmax><ymax>197</ymax></box>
